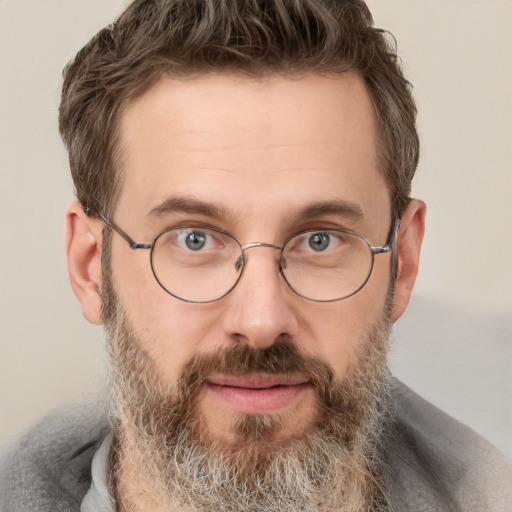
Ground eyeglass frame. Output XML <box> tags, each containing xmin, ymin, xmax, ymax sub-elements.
<box><xmin>85</xmin><ymin>206</ymin><xmax>400</xmax><ymax>303</ymax></box>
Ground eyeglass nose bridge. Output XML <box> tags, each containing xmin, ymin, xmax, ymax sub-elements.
<box><xmin>235</xmin><ymin>241</ymin><xmax>284</xmax><ymax>271</ymax></box>
<box><xmin>240</xmin><ymin>242</ymin><xmax>283</xmax><ymax>252</ymax></box>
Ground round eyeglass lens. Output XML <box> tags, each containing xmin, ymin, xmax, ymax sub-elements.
<box><xmin>150</xmin><ymin>227</ymin><xmax>243</xmax><ymax>302</ymax></box>
<box><xmin>281</xmin><ymin>230</ymin><xmax>374</xmax><ymax>301</ymax></box>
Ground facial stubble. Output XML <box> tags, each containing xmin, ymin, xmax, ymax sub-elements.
<box><xmin>101</xmin><ymin>234</ymin><xmax>393</xmax><ymax>511</ymax></box>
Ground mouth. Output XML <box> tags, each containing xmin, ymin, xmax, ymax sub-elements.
<box><xmin>205</xmin><ymin>374</ymin><xmax>310</xmax><ymax>414</ymax></box>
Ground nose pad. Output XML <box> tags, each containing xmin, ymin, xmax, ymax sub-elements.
<box><xmin>234</xmin><ymin>253</ymin><xmax>245</xmax><ymax>272</ymax></box>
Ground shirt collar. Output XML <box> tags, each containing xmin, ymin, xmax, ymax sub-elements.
<box><xmin>80</xmin><ymin>431</ymin><xmax>116</xmax><ymax>512</ymax></box>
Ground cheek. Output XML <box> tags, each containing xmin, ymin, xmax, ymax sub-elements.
<box><xmin>301</xmin><ymin>261</ymin><xmax>390</xmax><ymax>377</ymax></box>
<box><xmin>111</xmin><ymin>243</ymin><xmax>222</xmax><ymax>382</ymax></box>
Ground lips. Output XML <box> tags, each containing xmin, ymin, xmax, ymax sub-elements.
<box><xmin>205</xmin><ymin>374</ymin><xmax>309</xmax><ymax>414</ymax></box>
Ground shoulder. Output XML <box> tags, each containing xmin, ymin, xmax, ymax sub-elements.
<box><xmin>382</xmin><ymin>379</ymin><xmax>512</xmax><ymax>512</ymax></box>
<box><xmin>0</xmin><ymin>400</ymin><xmax>109</xmax><ymax>512</ymax></box>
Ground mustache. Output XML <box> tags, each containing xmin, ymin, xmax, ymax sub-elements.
<box><xmin>172</xmin><ymin>338</ymin><xmax>336</xmax><ymax>405</ymax></box>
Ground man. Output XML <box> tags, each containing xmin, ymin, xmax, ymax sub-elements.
<box><xmin>1</xmin><ymin>0</ymin><xmax>511</xmax><ymax>510</ymax></box>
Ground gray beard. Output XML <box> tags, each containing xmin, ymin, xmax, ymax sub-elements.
<box><xmin>100</xmin><ymin>234</ymin><xmax>392</xmax><ymax>511</ymax></box>
<box><xmin>103</xmin><ymin>310</ymin><xmax>392</xmax><ymax>512</ymax></box>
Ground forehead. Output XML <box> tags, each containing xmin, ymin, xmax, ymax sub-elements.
<box><xmin>116</xmin><ymin>72</ymin><xmax>389</xmax><ymax>234</ymax></box>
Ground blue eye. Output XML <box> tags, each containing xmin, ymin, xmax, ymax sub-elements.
<box><xmin>174</xmin><ymin>230</ymin><xmax>211</xmax><ymax>251</ymax></box>
<box><xmin>184</xmin><ymin>231</ymin><xmax>206</xmax><ymax>251</ymax></box>
<box><xmin>308</xmin><ymin>232</ymin><xmax>331</xmax><ymax>251</ymax></box>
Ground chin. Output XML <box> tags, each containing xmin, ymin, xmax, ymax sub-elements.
<box><xmin>196</xmin><ymin>388</ymin><xmax>319</xmax><ymax>451</ymax></box>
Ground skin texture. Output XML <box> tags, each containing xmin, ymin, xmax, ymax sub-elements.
<box><xmin>65</xmin><ymin>71</ymin><xmax>425</xmax><ymax>469</ymax></box>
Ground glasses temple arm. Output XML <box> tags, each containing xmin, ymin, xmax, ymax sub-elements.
<box><xmin>386</xmin><ymin>218</ymin><xmax>401</xmax><ymax>246</ymax></box>
<box><xmin>84</xmin><ymin>207</ymin><xmax>152</xmax><ymax>250</ymax></box>
<box><xmin>371</xmin><ymin>218</ymin><xmax>401</xmax><ymax>254</ymax></box>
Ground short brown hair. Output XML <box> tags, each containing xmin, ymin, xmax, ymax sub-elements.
<box><xmin>59</xmin><ymin>0</ymin><xmax>419</xmax><ymax>220</ymax></box>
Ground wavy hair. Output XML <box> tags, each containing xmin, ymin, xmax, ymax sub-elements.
<box><xmin>59</xmin><ymin>0</ymin><xmax>419</xmax><ymax>220</ymax></box>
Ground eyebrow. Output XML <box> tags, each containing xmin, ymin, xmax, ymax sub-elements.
<box><xmin>292</xmin><ymin>199</ymin><xmax>366</xmax><ymax>223</ymax></box>
<box><xmin>148</xmin><ymin>196</ymin><xmax>365</xmax><ymax>226</ymax></box>
<box><xmin>149</xmin><ymin>196</ymin><xmax>229</xmax><ymax>219</ymax></box>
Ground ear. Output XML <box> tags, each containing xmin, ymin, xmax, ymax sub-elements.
<box><xmin>390</xmin><ymin>199</ymin><xmax>426</xmax><ymax>323</ymax></box>
<box><xmin>65</xmin><ymin>202</ymin><xmax>104</xmax><ymax>325</ymax></box>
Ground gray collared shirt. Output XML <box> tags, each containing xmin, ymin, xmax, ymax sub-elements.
<box><xmin>81</xmin><ymin>432</ymin><xmax>116</xmax><ymax>512</ymax></box>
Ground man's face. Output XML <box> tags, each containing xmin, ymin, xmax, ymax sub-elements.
<box><xmin>109</xmin><ymin>72</ymin><xmax>393</xmax><ymax>444</ymax></box>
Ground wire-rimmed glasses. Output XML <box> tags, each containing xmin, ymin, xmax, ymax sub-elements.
<box><xmin>88</xmin><ymin>208</ymin><xmax>398</xmax><ymax>303</ymax></box>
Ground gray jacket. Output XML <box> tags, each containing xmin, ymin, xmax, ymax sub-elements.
<box><xmin>2</xmin><ymin>380</ymin><xmax>511</xmax><ymax>511</ymax></box>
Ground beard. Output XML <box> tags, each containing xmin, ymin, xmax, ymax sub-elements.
<box><xmin>101</xmin><ymin>237</ymin><xmax>393</xmax><ymax>511</ymax></box>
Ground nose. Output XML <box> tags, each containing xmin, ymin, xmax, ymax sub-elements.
<box><xmin>220</xmin><ymin>245</ymin><xmax>300</xmax><ymax>349</ymax></box>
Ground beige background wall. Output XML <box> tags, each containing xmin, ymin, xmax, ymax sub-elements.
<box><xmin>1</xmin><ymin>1</ymin><xmax>511</xmax><ymax>456</ymax></box>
